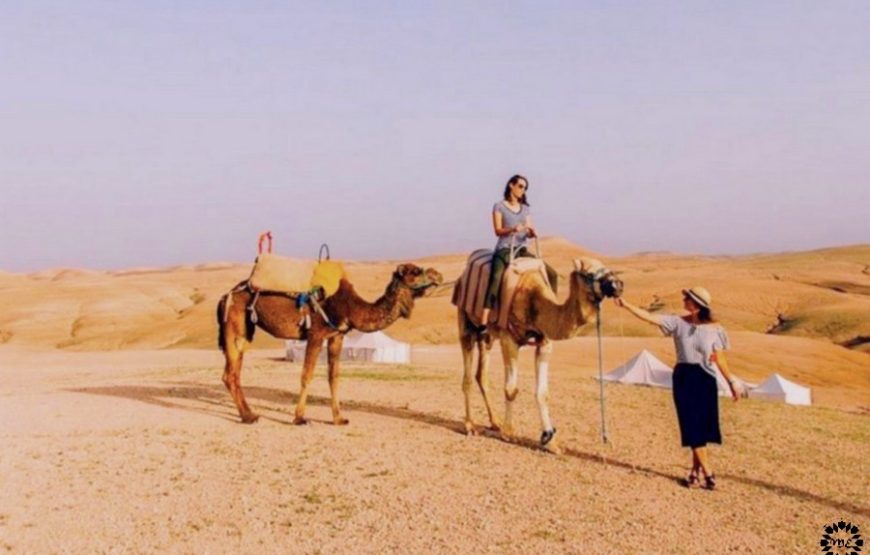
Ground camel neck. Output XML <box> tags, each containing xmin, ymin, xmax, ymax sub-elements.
<box><xmin>331</xmin><ymin>279</ymin><xmax>412</xmax><ymax>333</ymax></box>
<box><xmin>531</xmin><ymin>275</ymin><xmax>597</xmax><ymax>340</ymax></box>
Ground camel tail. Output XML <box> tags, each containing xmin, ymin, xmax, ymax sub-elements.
<box><xmin>217</xmin><ymin>295</ymin><xmax>227</xmax><ymax>352</ymax></box>
<box><xmin>217</xmin><ymin>288</ymin><xmax>257</xmax><ymax>352</ymax></box>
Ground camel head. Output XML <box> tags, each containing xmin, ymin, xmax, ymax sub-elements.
<box><xmin>571</xmin><ymin>258</ymin><xmax>623</xmax><ymax>303</ymax></box>
<box><xmin>390</xmin><ymin>264</ymin><xmax>445</xmax><ymax>317</ymax></box>
<box><xmin>393</xmin><ymin>264</ymin><xmax>444</xmax><ymax>296</ymax></box>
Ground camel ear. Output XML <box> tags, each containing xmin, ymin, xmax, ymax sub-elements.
<box><xmin>579</xmin><ymin>257</ymin><xmax>604</xmax><ymax>272</ymax></box>
<box><xmin>573</xmin><ymin>259</ymin><xmax>583</xmax><ymax>272</ymax></box>
<box><xmin>395</xmin><ymin>264</ymin><xmax>410</xmax><ymax>276</ymax></box>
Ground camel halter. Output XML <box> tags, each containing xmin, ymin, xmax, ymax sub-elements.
<box><xmin>575</xmin><ymin>265</ymin><xmax>615</xmax><ymax>444</ymax></box>
<box><xmin>393</xmin><ymin>271</ymin><xmax>438</xmax><ymax>293</ymax></box>
<box><xmin>578</xmin><ymin>267</ymin><xmax>613</xmax><ymax>305</ymax></box>
<box><xmin>595</xmin><ymin>301</ymin><xmax>609</xmax><ymax>444</ymax></box>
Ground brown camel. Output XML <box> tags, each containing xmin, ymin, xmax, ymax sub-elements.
<box><xmin>456</xmin><ymin>257</ymin><xmax>623</xmax><ymax>453</ymax></box>
<box><xmin>217</xmin><ymin>263</ymin><xmax>443</xmax><ymax>424</ymax></box>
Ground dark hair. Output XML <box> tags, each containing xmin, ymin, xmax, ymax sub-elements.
<box><xmin>684</xmin><ymin>294</ymin><xmax>716</xmax><ymax>323</ymax></box>
<box><xmin>698</xmin><ymin>306</ymin><xmax>716</xmax><ymax>323</ymax></box>
<box><xmin>503</xmin><ymin>174</ymin><xmax>530</xmax><ymax>206</ymax></box>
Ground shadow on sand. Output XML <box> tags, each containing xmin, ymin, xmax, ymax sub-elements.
<box><xmin>69</xmin><ymin>381</ymin><xmax>868</xmax><ymax>518</ymax></box>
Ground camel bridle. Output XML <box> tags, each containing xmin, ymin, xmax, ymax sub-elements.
<box><xmin>393</xmin><ymin>271</ymin><xmax>438</xmax><ymax>293</ymax></box>
<box><xmin>575</xmin><ymin>267</ymin><xmax>621</xmax><ymax>305</ymax></box>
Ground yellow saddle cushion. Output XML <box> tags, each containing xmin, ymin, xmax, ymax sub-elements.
<box><xmin>310</xmin><ymin>260</ymin><xmax>346</xmax><ymax>297</ymax></box>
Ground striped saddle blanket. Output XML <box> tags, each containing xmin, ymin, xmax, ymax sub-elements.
<box><xmin>451</xmin><ymin>249</ymin><xmax>552</xmax><ymax>329</ymax></box>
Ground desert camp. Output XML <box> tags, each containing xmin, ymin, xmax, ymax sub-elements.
<box><xmin>1</xmin><ymin>2</ymin><xmax>868</xmax><ymax>554</ymax></box>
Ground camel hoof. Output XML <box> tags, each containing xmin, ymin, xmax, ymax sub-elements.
<box><xmin>487</xmin><ymin>422</ymin><xmax>502</xmax><ymax>433</ymax></box>
<box><xmin>505</xmin><ymin>388</ymin><xmax>519</xmax><ymax>402</ymax></box>
<box><xmin>541</xmin><ymin>428</ymin><xmax>561</xmax><ymax>454</ymax></box>
<box><xmin>293</xmin><ymin>417</ymin><xmax>310</xmax><ymax>426</ymax></box>
<box><xmin>464</xmin><ymin>421</ymin><xmax>478</xmax><ymax>436</ymax></box>
<box><xmin>240</xmin><ymin>413</ymin><xmax>260</xmax><ymax>424</ymax></box>
<box><xmin>333</xmin><ymin>417</ymin><xmax>349</xmax><ymax>426</ymax></box>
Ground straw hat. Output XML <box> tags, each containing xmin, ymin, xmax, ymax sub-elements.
<box><xmin>682</xmin><ymin>286</ymin><xmax>712</xmax><ymax>309</ymax></box>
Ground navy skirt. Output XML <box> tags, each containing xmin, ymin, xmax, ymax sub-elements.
<box><xmin>672</xmin><ymin>363</ymin><xmax>722</xmax><ymax>448</ymax></box>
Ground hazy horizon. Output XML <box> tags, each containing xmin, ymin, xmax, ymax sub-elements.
<box><xmin>2</xmin><ymin>1</ymin><xmax>869</xmax><ymax>272</ymax></box>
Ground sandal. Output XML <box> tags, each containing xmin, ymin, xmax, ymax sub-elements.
<box><xmin>703</xmin><ymin>473</ymin><xmax>717</xmax><ymax>491</ymax></box>
<box><xmin>683</xmin><ymin>470</ymin><xmax>701</xmax><ymax>489</ymax></box>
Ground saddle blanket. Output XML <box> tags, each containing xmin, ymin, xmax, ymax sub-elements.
<box><xmin>451</xmin><ymin>249</ymin><xmax>552</xmax><ymax>329</ymax></box>
<box><xmin>248</xmin><ymin>253</ymin><xmax>346</xmax><ymax>297</ymax></box>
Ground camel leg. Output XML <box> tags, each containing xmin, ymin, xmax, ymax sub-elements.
<box><xmin>326</xmin><ymin>335</ymin><xmax>349</xmax><ymax>425</ymax></box>
<box><xmin>535</xmin><ymin>340</ymin><xmax>561</xmax><ymax>454</ymax></box>
<box><xmin>476</xmin><ymin>332</ymin><xmax>500</xmax><ymax>432</ymax></box>
<box><xmin>221</xmin><ymin>306</ymin><xmax>258</xmax><ymax>423</ymax></box>
<box><xmin>293</xmin><ymin>337</ymin><xmax>324</xmax><ymax>425</ymax></box>
<box><xmin>459</xmin><ymin>313</ymin><xmax>478</xmax><ymax>436</ymax></box>
<box><xmin>500</xmin><ymin>338</ymin><xmax>521</xmax><ymax>439</ymax></box>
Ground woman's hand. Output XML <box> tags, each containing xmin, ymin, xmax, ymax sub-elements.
<box><xmin>729</xmin><ymin>381</ymin><xmax>741</xmax><ymax>402</ymax></box>
<box><xmin>513</xmin><ymin>223</ymin><xmax>527</xmax><ymax>234</ymax></box>
<box><xmin>526</xmin><ymin>226</ymin><xmax>537</xmax><ymax>238</ymax></box>
<box><xmin>713</xmin><ymin>351</ymin><xmax>740</xmax><ymax>402</ymax></box>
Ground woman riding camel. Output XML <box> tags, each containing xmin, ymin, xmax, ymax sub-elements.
<box><xmin>478</xmin><ymin>174</ymin><xmax>558</xmax><ymax>337</ymax></box>
<box><xmin>615</xmin><ymin>287</ymin><xmax>740</xmax><ymax>490</ymax></box>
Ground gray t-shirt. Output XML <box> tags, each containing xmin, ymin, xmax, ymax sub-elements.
<box><xmin>659</xmin><ymin>315</ymin><xmax>730</xmax><ymax>378</ymax></box>
<box><xmin>493</xmin><ymin>201</ymin><xmax>530</xmax><ymax>251</ymax></box>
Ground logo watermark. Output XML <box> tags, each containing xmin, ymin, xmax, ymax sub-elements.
<box><xmin>820</xmin><ymin>521</ymin><xmax>862</xmax><ymax>555</ymax></box>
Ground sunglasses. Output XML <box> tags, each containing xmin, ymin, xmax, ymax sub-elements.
<box><xmin>513</xmin><ymin>183</ymin><xmax>527</xmax><ymax>190</ymax></box>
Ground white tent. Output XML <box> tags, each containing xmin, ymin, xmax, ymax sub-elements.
<box><xmin>601</xmin><ymin>350</ymin><xmax>752</xmax><ymax>398</ymax></box>
<box><xmin>748</xmin><ymin>373</ymin><xmax>812</xmax><ymax>406</ymax></box>
<box><xmin>285</xmin><ymin>340</ymin><xmax>326</xmax><ymax>363</ymax></box>
<box><xmin>285</xmin><ymin>331</ymin><xmax>411</xmax><ymax>364</ymax></box>
<box><xmin>341</xmin><ymin>331</ymin><xmax>411</xmax><ymax>363</ymax></box>
<box><xmin>601</xmin><ymin>350</ymin><xmax>673</xmax><ymax>389</ymax></box>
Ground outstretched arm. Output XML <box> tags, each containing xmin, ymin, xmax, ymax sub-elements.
<box><xmin>614</xmin><ymin>298</ymin><xmax>664</xmax><ymax>326</ymax></box>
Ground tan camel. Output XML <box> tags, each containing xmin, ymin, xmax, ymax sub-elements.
<box><xmin>218</xmin><ymin>264</ymin><xmax>443</xmax><ymax>424</ymax></box>
<box><xmin>456</xmin><ymin>257</ymin><xmax>623</xmax><ymax>453</ymax></box>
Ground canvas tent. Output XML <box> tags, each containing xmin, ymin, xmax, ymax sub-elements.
<box><xmin>341</xmin><ymin>331</ymin><xmax>411</xmax><ymax>363</ymax></box>
<box><xmin>285</xmin><ymin>331</ymin><xmax>411</xmax><ymax>364</ymax></box>
<box><xmin>601</xmin><ymin>349</ymin><xmax>752</xmax><ymax>398</ymax></box>
<box><xmin>600</xmin><ymin>350</ymin><xmax>673</xmax><ymax>389</ymax></box>
<box><xmin>748</xmin><ymin>373</ymin><xmax>812</xmax><ymax>406</ymax></box>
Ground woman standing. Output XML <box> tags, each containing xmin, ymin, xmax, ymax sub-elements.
<box><xmin>478</xmin><ymin>175</ymin><xmax>557</xmax><ymax>335</ymax></box>
<box><xmin>615</xmin><ymin>287</ymin><xmax>740</xmax><ymax>490</ymax></box>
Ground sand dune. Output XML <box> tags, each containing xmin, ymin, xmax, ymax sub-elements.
<box><xmin>0</xmin><ymin>238</ymin><xmax>866</xmax><ymax>408</ymax></box>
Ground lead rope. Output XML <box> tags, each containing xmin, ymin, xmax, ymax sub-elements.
<box><xmin>596</xmin><ymin>301</ymin><xmax>609</xmax><ymax>444</ymax></box>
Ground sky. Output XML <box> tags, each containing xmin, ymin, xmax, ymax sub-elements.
<box><xmin>1</xmin><ymin>1</ymin><xmax>868</xmax><ymax>271</ymax></box>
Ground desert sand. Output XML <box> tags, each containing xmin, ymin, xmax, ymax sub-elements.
<box><xmin>0</xmin><ymin>238</ymin><xmax>868</xmax><ymax>553</ymax></box>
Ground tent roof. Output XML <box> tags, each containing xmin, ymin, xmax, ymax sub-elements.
<box><xmin>753</xmin><ymin>373</ymin><xmax>810</xmax><ymax>395</ymax></box>
<box><xmin>608</xmin><ymin>349</ymin><xmax>672</xmax><ymax>372</ymax></box>
<box><xmin>601</xmin><ymin>349</ymin><xmax>673</xmax><ymax>388</ymax></box>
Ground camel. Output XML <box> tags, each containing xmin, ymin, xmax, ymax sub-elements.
<box><xmin>217</xmin><ymin>263</ymin><xmax>443</xmax><ymax>424</ymax></box>
<box><xmin>456</xmin><ymin>257</ymin><xmax>623</xmax><ymax>453</ymax></box>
